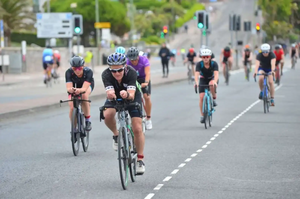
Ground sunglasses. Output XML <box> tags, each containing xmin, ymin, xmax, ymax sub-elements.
<box><xmin>110</xmin><ymin>67</ymin><xmax>125</xmax><ymax>73</ymax></box>
<box><xmin>72</xmin><ymin>67</ymin><xmax>83</xmax><ymax>71</ymax></box>
<box><xmin>262</xmin><ymin>51</ymin><xmax>269</xmax><ymax>54</ymax></box>
<box><xmin>201</xmin><ymin>56</ymin><xmax>210</xmax><ymax>59</ymax></box>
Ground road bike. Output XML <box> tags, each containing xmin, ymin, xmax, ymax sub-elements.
<box><xmin>186</xmin><ymin>61</ymin><xmax>193</xmax><ymax>84</ymax></box>
<box><xmin>245</xmin><ymin>60</ymin><xmax>251</xmax><ymax>81</ymax></box>
<box><xmin>60</xmin><ymin>91</ymin><xmax>91</xmax><ymax>156</ymax></box>
<box><xmin>224</xmin><ymin>60</ymin><xmax>230</xmax><ymax>85</ymax></box>
<box><xmin>255</xmin><ymin>72</ymin><xmax>274</xmax><ymax>114</ymax></box>
<box><xmin>100</xmin><ymin>99</ymin><xmax>142</xmax><ymax>190</ymax></box>
<box><xmin>275</xmin><ymin>62</ymin><xmax>281</xmax><ymax>86</ymax></box>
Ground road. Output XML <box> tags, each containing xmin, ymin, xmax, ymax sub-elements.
<box><xmin>1</xmin><ymin>64</ymin><xmax>299</xmax><ymax>199</ymax></box>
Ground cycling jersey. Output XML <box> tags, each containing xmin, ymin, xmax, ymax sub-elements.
<box><xmin>42</xmin><ymin>48</ymin><xmax>54</xmax><ymax>64</ymax></box>
<box><xmin>256</xmin><ymin>52</ymin><xmax>276</xmax><ymax>71</ymax></box>
<box><xmin>186</xmin><ymin>52</ymin><xmax>197</xmax><ymax>62</ymax></box>
<box><xmin>291</xmin><ymin>47</ymin><xmax>296</xmax><ymax>57</ymax></box>
<box><xmin>196</xmin><ymin>61</ymin><xmax>219</xmax><ymax>79</ymax></box>
<box><xmin>65</xmin><ymin>67</ymin><xmax>94</xmax><ymax>90</ymax></box>
<box><xmin>102</xmin><ymin>65</ymin><xmax>142</xmax><ymax>99</ymax></box>
<box><xmin>223</xmin><ymin>50</ymin><xmax>231</xmax><ymax>57</ymax></box>
<box><xmin>273</xmin><ymin>50</ymin><xmax>284</xmax><ymax>61</ymax></box>
<box><xmin>126</xmin><ymin>56</ymin><xmax>150</xmax><ymax>79</ymax></box>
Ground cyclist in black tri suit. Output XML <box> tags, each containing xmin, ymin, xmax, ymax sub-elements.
<box><xmin>290</xmin><ymin>43</ymin><xmax>298</xmax><ymax>71</ymax></box>
<box><xmin>195</xmin><ymin>48</ymin><xmax>219</xmax><ymax>124</ymax></box>
<box><xmin>65</xmin><ymin>56</ymin><xmax>94</xmax><ymax>132</ymax></box>
<box><xmin>101</xmin><ymin>52</ymin><xmax>145</xmax><ymax>175</ymax></box>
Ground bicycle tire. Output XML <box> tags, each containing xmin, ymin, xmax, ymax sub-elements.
<box><xmin>246</xmin><ymin>67</ymin><xmax>250</xmax><ymax>81</ymax></box>
<box><xmin>128</xmin><ymin>127</ymin><xmax>137</xmax><ymax>183</ymax></box>
<box><xmin>71</xmin><ymin>109</ymin><xmax>80</xmax><ymax>156</ymax></box>
<box><xmin>208</xmin><ymin>95</ymin><xmax>213</xmax><ymax>127</ymax></box>
<box><xmin>203</xmin><ymin>97</ymin><xmax>208</xmax><ymax>129</ymax></box>
<box><xmin>118</xmin><ymin>127</ymin><xmax>129</xmax><ymax>190</ymax></box>
<box><xmin>81</xmin><ymin>113</ymin><xmax>89</xmax><ymax>152</ymax></box>
<box><xmin>225</xmin><ymin>63</ymin><xmax>229</xmax><ymax>85</ymax></box>
<box><xmin>276</xmin><ymin>66</ymin><xmax>280</xmax><ymax>85</ymax></box>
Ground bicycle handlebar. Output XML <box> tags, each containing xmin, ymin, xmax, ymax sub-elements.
<box><xmin>59</xmin><ymin>91</ymin><xmax>91</xmax><ymax>106</ymax></box>
<box><xmin>254</xmin><ymin>72</ymin><xmax>274</xmax><ymax>82</ymax></box>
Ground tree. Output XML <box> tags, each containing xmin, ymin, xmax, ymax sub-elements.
<box><xmin>0</xmin><ymin>0</ymin><xmax>35</xmax><ymax>46</ymax></box>
<box><xmin>49</xmin><ymin>0</ymin><xmax>130</xmax><ymax>46</ymax></box>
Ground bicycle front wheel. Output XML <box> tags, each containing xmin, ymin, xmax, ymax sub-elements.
<box><xmin>128</xmin><ymin>127</ymin><xmax>137</xmax><ymax>183</ymax></box>
<box><xmin>203</xmin><ymin>97</ymin><xmax>208</xmax><ymax>129</ymax></box>
<box><xmin>81</xmin><ymin>113</ymin><xmax>89</xmax><ymax>152</ymax></box>
<box><xmin>225</xmin><ymin>63</ymin><xmax>229</xmax><ymax>85</ymax></box>
<box><xmin>71</xmin><ymin>109</ymin><xmax>80</xmax><ymax>156</ymax></box>
<box><xmin>118</xmin><ymin>127</ymin><xmax>129</xmax><ymax>190</ymax></box>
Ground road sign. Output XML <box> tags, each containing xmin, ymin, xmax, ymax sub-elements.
<box><xmin>94</xmin><ymin>22</ymin><xmax>111</xmax><ymax>29</ymax></box>
<box><xmin>36</xmin><ymin>12</ymin><xmax>73</xmax><ymax>38</ymax></box>
<box><xmin>0</xmin><ymin>20</ymin><xmax>4</xmax><ymax>47</ymax></box>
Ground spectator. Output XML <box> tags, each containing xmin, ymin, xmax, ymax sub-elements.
<box><xmin>158</xmin><ymin>43</ymin><xmax>171</xmax><ymax>78</ymax></box>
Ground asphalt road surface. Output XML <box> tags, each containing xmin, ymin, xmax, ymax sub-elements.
<box><xmin>1</xmin><ymin>64</ymin><xmax>299</xmax><ymax>199</ymax></box>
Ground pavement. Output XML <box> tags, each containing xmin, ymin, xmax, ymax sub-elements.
<box><xmin>0</xmin><ymin>61</ymin><xmax>299</xmax><ymax>199</ymax></box>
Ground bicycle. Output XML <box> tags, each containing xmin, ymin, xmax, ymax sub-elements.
<box><xmin>275</xmin><ymin>62</ymin><xmax>281</xmax><ymax>86</ymax></box>
<box><xmin>245</xmin><ymin>61</ymin><xmax>251</xmax><ymax>81</ymax></box>
<box><xmin>291</xmin><ymin>55</ymin><xmax>297</xmax><ymax>69</ymax></box>
<box><xmin>60</xmin><ymin>91</ymin><xmax>91</xmax><ymax>156</ymax></box>
<box><xmin>45</xmin><ymin>65</ymin><xmax>52</xmax><ymax>88</ymax></box>
<box><xmin>195</xmin><ymin>84</ymin><xmax>216</xmax><ymax>129</ymax></box>
<box><xmin>99</xmin><ymin>99</ymin><xmax>142</xmax><ymax>190</ymax></box>
<box><xmin>186</xmin><ymin>61</ymin><xmax>193</xmax><ymax>84</ymax></box>
<box><xmin>224</xmin><ymin>60</ymin><xmax>229</xmax><ymax>85</ymax></box>
<box><xmin>254</xmin><ymin>72</ymin><xmax>274</xmax><ymax>114</ymax></box>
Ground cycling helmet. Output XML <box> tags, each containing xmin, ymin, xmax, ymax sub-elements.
<box><xmin>70</xmin><ymin>56</ymin><xmax>85</xmax><ymax>67</ymax></box>
<box><xmin>275</xmin><ymin>44</ymin><xmax>281</xmax><ymax>50</ymax></box>
<box><xmin>54</xmin><ymin>50</ymin><xmax>59</xmax><ymax>54</ymax></box>
<box><xmin>127</xmin><ymin>47</ymin><xmax>139</xmax><ymax>60</ymax></box>
<box><xmin>116</xmin><ymin>46</ymin><xmax>126</xmax><ymax>54</ymax></box>
<box><xmin>224</xmin><ymin>46</ymin><xmax>230</xmax><ymax>51</ymax></box>
<box><xmin>261</xmin><ymin>43</ymin><xmax>271</xmax><ymax>51</ymax></box>
<box><xmin>292</xmin><ymin>43</ymin><xmax>296</xmax><ymax>48</ymax></box>
<box><xmin>107</xmin><ymin>53</ymin><xmax>127</xmax><ymax>66</ymax></box>
<box><xmin>200</xmin><ymin>49</ymin><xmax>212</xmax><ymax>56</ymax></box>
<box><xmin>189</xmin><ymin>48</ymin><xmax>194</xmax><ymax>53</ymax></box>
<box><xmin>245</xmin><ymin>44</ymin><xmax>250</xmax><ymax>49</ymax></box>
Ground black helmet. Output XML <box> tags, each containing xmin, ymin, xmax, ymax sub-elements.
<box><xmin>275</xmin><ymin>44</ymin><xmax>281</xmax><ymax>50</ymax></box>
<box><xmin>70</xmin><ymin>56</ymin><xmax>85</xmax><ymax>67</ymax></box>
<box><xmin>224</xmin><ymin>46</ymin><xmax>230</xmax><ymax>51</ymax></box>
<box><xmin>126</xmin><ymin>47</ymin><xmax>139</xmax><ymax>60</ymax></box>
<box><xmin>107</xmin><ymin>53</ymin><xmax>127</xmax><ymax>66</ymax></box>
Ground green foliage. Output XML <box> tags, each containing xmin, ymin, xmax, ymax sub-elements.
<box><xmin>140</xmin><ymin>35</ymin><xmax>165</xmax><ymax>45</ymax></box>
<box><xmin>134</xmin><ymin>0</ymin><xmax>165</xmax><ymax>10</ymax></box>
<box><xmin>49</xmin><ymin>0</ymin><xmax>130</xmax><ymax>41</ymax></box>
<box><xmin>175</xmin><ymin>3</ymin><xmax>205</xmax><ymax>28</ymax></box>
<box><xmin>289</xmin><ymin>33</ymin><xmax>298</xmax><ymax>43</ymax></box>
<box><xmin>180</xmin><ymin>0</ymin><xmax>198</xmax><ymax>9</ymax></box>
<box><xmin>262</xmin><ymin>20</ymin><xmax>292</xmax><ymax>41</ymax></box>
<box><xmin>11</xmin><ymin>32</ymin><xmax>46</xmax><ymax>46</ymax></box>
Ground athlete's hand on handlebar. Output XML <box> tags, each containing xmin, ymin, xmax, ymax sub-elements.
<box><xmin>107</xmin><ymin>90</ymin><xmax>117</xmax><ymax>100</ymax></box>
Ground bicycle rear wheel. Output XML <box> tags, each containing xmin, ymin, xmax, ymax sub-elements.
<box><xmin>246</xmin><ymin>64</ymin><xmax>250</xmax><ymax>81</ymax></box>
<box><xmin>203</xmin><ymin>97</ymin><xmax>208</xmax><ymax>129</ymax></box>
<box><xmin>225</xmin><ymin>63</ymin><xmax>229</xmax><ymax>85</ymax></box>
<box><xmin>118</xmin><ymin>127</ymin><xmax>129</xmax><ymax>190</ymax></box>
<box><xmin>81</xmin><ymin>113</ymin><xmax>89</xmax><ymax>152</ymax></box>
<box><xmin>71</xmin><ymin>109</ymin><xmax>80</xmax><ymax>156</ymax></box>
<box><xmin>128</xmin><ymin>128</ymin><xmax>137</xmax><ymax>183</ymax></box>
<box><xmin>208</xmin><ymin>96</ymin><xmax>213</xmax><ymax>127</ymax></box>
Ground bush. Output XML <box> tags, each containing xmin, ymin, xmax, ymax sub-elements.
<box><xmin>134</xmin><ymin>0</ymin><xmax>165</xmax><ymax>10</ymax></box>
<box><xmin>140</xmin><ymin>35</ymin><xmax>165</xmax><ymax>45</ymax></box>
<box><xmin>289</xmin><ymin>33</ymin><xmax>298</xmax><ymax>43</ymax></box>
<box><xmin>181</xmin><ymin>0</ymin><xmax>197</xmax><ymax>9</ymax></box>
<box><xmin>11</xmin><ymin>32</ymin><xmax>46</xmax><ymax>47</ymax></box>
<box><xmin>175</xmin><ymin>3</ymin><xmax>205</xmax><ymax>28</ymax></box>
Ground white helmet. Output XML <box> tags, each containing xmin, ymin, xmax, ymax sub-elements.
<box><xmin>261</xmin><ymin>43</ymin><xmax>271</xmax><ymax>51</ymax></box>
<box><xmin>292</xmin><ymin>43</ymin><xmax>296</xmax><ymax>47</ymax></box>
<box><xmin>200</xmin><ymin>49</ymin><xmax>212</xmax><ymax>56</ymax></box>
<box><xmin>139</xmin><ymin>51</ymin><xmax>144</xmax><ymax>56</ymax></box>
<box><xmin>54</xmin><ymin>50</ymin><xmax>59</xmax><ymax>54</ymax></box>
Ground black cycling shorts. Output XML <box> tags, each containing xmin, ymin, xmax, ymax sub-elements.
<box><xmin>137</xmin><ymin>78</ymin><xmax>151</xmax><ymax>95</ymax></box>
<box><xmin>199</xmin><ymin>78</ymin><xmax>213</xmax><ymax>93</ymax></box>
<box><xmin>275</xmin><ymin>60</ymin><xmax>281</xmax><ymax>66</ymax></box>
<box><xmin>103</xmin><ymin>97</ymin><xmax>142</xmax><ymax>118</ymax></box>
<box><xmin>222</xmin><ymin>57</ymin><xmax>229</xmax><ymax>63</ymax></box>
<box><xmin>244</xmin><ymin>60</ymin><xmax>251</xmax><ymax>66</ymax></box>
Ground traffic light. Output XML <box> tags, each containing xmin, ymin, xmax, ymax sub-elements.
<box><xmin>73</xmin><ymin>14</ymin><xmax>83</xmax><ymax>35</ymax></box>
<box><xmin>235</xmin><ymin>15</ymin><xmax>241</xmax><ymax>31</ymax></box>
<box><xmin>163</xmin><ymin>26</ymin><xmax>168</xmax><ymax>36</ymax></box>
<box><xmin>193</xmin><ymin>12</ymin><xmax>197</xmax><ymax>20</ymax></box>
<box><xmin>205</xmin><ymin>14</ymin><xmax>209</xmax><ymax>30</ymax></box>
<box><xmin>256</xmin><ymin>23</ymin><xmax>260</xmax><ymax>33</ymax></box>
<box><xmin>160</xmin><ymin>31</ymin><xmax>164</xmax><ymax>38</ymax></box>
<box><xmin>197</xmin><ymin>11</ymin><xmax>205</xmax><ymax>29</ymax></box>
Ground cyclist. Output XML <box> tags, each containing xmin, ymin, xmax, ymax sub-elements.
<box><xmin>101</xmin><ymin>52</ymin><xmax>145</xmax><ymax>174</ymax></box>
<box><xmin>126</xmin><ymin>47</ymin><xmax>153</xmax><ymax>130</ymax></box>
<box><xmin>273</xmin><ymin>44</ymin><xmax>284</xmax><ymax>80</ymax></box>
<box><xmin>253</xmin><ymin>43</ymin><xmax>276</xmax><ymax>106</ymax></box>
<box><xmin>290</xmin><ymin>43</ymin><xmax>298</xmax><ymax>71</ymax></box>
<box><xmin>53</xmin><ymin>50</ymin><xmax>60</xmax><ymax>78</ymax></box>
<box><xmin>65</xmin><ymin>56</ymin><xmax>94</xmax><ymax>132</ymax></box>
<box><xmin>184</xmin><ymin>48</ymin><xmax>197</xmax><ymax>79</ymax></box>
<box><xmin>42</xmin><ymin>46</ymin><xmax>54</xmax><ymax>84</ymax></box>
<box><xmin>242</xmin><ymin>45</ymin><xmax>253</xmax><ymax>79</ymax></box>
<box><xmin>195</xmin><ymin>48</ymin><xmax>219</xmax><ymax>124</ymax></box>
<box><xmin>220</xmin><ymin>46</ymin><xmax>233</xmax><ymax>80</ymax></box>
<box><xmin>116</xmin><ymin>46</ymin><xmax>126</xmax><ymax>54</ymax></box>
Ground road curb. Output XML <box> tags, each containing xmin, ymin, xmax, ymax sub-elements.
<box><xmin>0</xmin><ymin>77</ymin><xmax>188</xmax><ymax>120</ymax></box>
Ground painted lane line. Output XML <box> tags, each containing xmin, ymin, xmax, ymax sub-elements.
<box><xmin>202</xmin><ymin>145</ymin><xmax>208</xmax><ymax>148</ymax></box>
<box><xmin>210</xmin><ymin>137</ymin><xmax>216</xmax><ymax>141</ymax></box>
<box><xmin>214</xmin><ymin>134</ymin><xmax>219</xmax><ymax>137</ymax></box>
<box><xmin>206</xmin><ymin>141</ymin><xmax>211</xmax><ymax>145</ymax></box>
<box><xmin>197</xmin><ymin>149</ymin><xmax>203</xmax><ymax>152</ymax></box>
<box><xmin>218</xmin><ymin>131</ymin><xmax>223</xmax><ymax>134</ymax></box>
<box><xmin>163</xmin><ymin>176</ymin><xmax>172</xmax><ymax>182</ymax></box>
<box><xmin>178</xmin><ymin>163</ymin><xmax>186</xmax><ymax>168</ymax></box>
<box><xmin>185</xmin><ymin>158</ymin><xmax>192</xmax><ymax>162</ymax></box>
<box><xmin>154</xmin><ymin>184</ymin><xmax>164</xmax><ymax>190</ymax></box>
<box><xmin>221</xmin><ymin>127</ymin><xmax>226</xmax><ymax>131</ymax></box>
<box><xmin>191</xmin><ymin>153</ymin><xmax>197</xmax><ymax>157</ymax></box>
<box><xmin>145</xmin><ymin>193</ymin><xmax>155</xmax><ymax>199</ymax></box>
<box><xmin>171</xmin><ymin>169</ymin><xmax>179</xmax><ymax>175</ymax></box>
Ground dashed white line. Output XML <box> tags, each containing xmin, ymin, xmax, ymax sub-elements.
<box><xmin>171</xmin><ymin>169</ymin><xmax>179</xmax><ymax>174</ymax></box>
<box><xmin>154</xmin><ymin>184</ymin><xmax>164</xmax><ymax>190</ymax></box>
<box><xmin>144</xmin><ymin>83</ymin><xmax>284</xmax><ymax>199</ymax></box>
<box><xmin>163</xmin><ymin>176</ymin><xmax>172</xmax><ymax>182</ymax></box>
<box><xmin>178</xmin><ymin>163</ymin><xmax>186</xmax><ymax>168</ymax></box>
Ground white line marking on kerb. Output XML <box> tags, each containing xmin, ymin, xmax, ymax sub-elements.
<box><xmin>154</xmin><ymin>184</ymin><xmax>164</xmax><ymax>190</ymax></box>
<box><xmin>145</xmin><ymin>84</ymin><xmax>283</xmax><ymax>199</ymax></box>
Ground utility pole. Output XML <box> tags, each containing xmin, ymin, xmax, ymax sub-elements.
<box><xmin>129</xmin><ymin>0</ymin><xmax>136</xmax><ymax>46</ymax></box>
<box><xmin>95</xmin><ymin>0</ymin><xmax>100</xmax><ymax>65</ymax></box>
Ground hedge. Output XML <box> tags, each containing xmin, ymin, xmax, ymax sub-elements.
<box><xmin>175</xmin><ymin>3</ymin><xmax>205</xmax><ymax>28</ymax></box>
<box><xmin>11</xmin><ymin>32</ymin><xmax>46</xmax><ymax>47</ymax></box>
